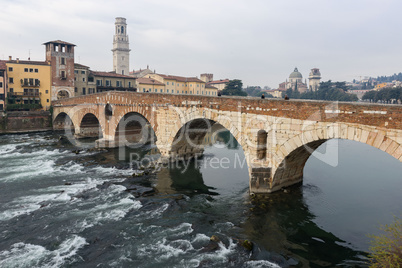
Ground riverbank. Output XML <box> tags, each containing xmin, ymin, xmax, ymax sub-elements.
<box><xmin>0</xmin><ymin>111</ymin><xmax>52</xmax><ymax>134</ymax></box>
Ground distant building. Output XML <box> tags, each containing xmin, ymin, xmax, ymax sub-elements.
<box><xmin>278</xmin><ymin>67</ymin><xmax>320</xmax><ymax>93</ymax></box>
<box><xmin>309</xmin><ymin>68</ymin><xmax>321</xmax><ymax>91</ymax></box>
<box><xmin>145</xmin><ymin>73</ymin><xmax>218</xmax><ymax>96</ymax></box>
<box><xmin>43</xmin><ymin>40</ymin><xmax>76</xmax><ymax>100</ymax></box>
<box><xmin>92</xmin><ymin>71</ymin><xmax>136</xmax><ymax>93</ymax></box>
<box><xmin>74</xmin><ymin>63</ymin><xmax>94</xmax><ymax>96</ymax></box>
<box><xmin>137</xmin><ymin>77</ymin><xmax>165</xmax><ymax>93</ymax></box>
<box><xmin>5</xmin><ymin>57</ymin><xmax>52</xmax><ymax>110</ymax></box>
<box><xmin>129</xmin><ymin>66</ymin><xmax>153</xmax><ymax>78</ymax></box>
<box><xmin>207</xmin><ymin>79</ymin><xmax>230</xmax><ymax>92</ymax></box>
<box><xmin>112</xmin><ymin>17</ymin><xmax>130</xmax><ymax>75</ymax></box>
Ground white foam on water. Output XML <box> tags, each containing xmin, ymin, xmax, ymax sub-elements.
<box><xmin>137</xmin><ymin>237</ymin><xmax>192</xmax><ymax>262</ymax></box>
<box><xmin>139</xmin><ymin>203</ymin><xmax>169</xmax><ymax>219</ymax></box>
<box><xmin>164</xmin><ymin>222</ymin><xmax>193</xmax><ymax>238</ymax></box>
<box><xmin>244</xmin><ymin>260</ymin><xmax>282</xmax><ymax>268</ymax></box>
<box><xmin>191</xmin><ymin>233</ymin><xmax>210</xmax><ymax>244</ymax></box>
<box><xmin>0</xmin><ymin>177</ymin><xmax>104</xmax><ymax>221</ymax></box>
<box><xmin>0</xmin><ymin>159</ymin><xmax>57</xmax><ymax>182</ymax></box>
<box><xmin>197</xmin><ymin>238</ymin><xmax>238</xmax><ymax>264</ymax></box>
<box><xmin>0</xmin><ymin>235</ymin><xmax>87</xmax><ymax>268</ymax></box>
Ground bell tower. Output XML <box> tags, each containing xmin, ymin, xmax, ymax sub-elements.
<box><xmin>112</xmin><ymin>17</ymin><xmax>130</xmax><ymax>75</ymax></box>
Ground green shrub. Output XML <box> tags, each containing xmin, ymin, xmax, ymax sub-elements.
<box><xmin>368</xmin><ymin>217</ymin><xmax>402</xmax><ymax>268</ymax></box>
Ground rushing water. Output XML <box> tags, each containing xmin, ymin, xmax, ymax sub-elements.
<box><xmin>0</xmin><ymin>131</ymin><xmax>401</xmax><ymax>267</ymax></box>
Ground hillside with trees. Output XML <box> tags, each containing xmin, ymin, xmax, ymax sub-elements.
<box><xmin>362</xmin><ymin>87</ymin><xmax>402</xmax><ymax>104</ymax></box>
<box><xmin>376</xmin><ymin>72</ymin><xmax>402</xmax><ymax>83</ymax></box>
<box><xmin>282</xmin><ymin>81</ymin><xmax>358</xmax><ymax>102</ymax></box>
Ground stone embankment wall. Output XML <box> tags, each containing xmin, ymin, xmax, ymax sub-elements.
<box><xmin>0</xmin><ymin>111</ymin><xmax>52</xmax><ymax>134</ymax></box>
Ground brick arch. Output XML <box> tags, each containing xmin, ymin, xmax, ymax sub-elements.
<box><xmin>53</xmin><ymin>111</ymin><xmax>75</xmax><ymax>132</ymax></box>
<box><xmin>271</xmin><ymin>124</ymin><xmax>402</xmax><ymax>191</ymax></box>
<box><xmin>73</xmin><ymin>108</ymin><xmax>105</xmax><ymax>139</ymax></box>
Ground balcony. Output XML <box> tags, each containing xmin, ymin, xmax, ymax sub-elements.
<box><xmin>20</xmin><ymin>79</ymin><xmax>40</xmax><ymax>87</ymax></box>
<box><xmin>9</xmin><ymin>92</ymin><xmax>41</xmax><ymax>99</ymax></box>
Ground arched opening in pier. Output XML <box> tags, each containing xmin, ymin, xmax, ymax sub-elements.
<box><xmin>79</xmin><ymin>113</ymin><xmax>102</xmax><ymax>138</ymax></box>
<box><xmin>53</xmin><ymin>112</ymin><xmax>75</xmax><ymax>134</ymax></box>
<box><xmin>115</xmin><ymin>112</ymin><xmax>156</xmax><ymax>147</ymax></box>
<box><xmin>56</xmin><ymin>90</ymin><xmax>70</xmax><ymax>100</ymax></box>
<box><xmin>158</xmin><ymin>118</ymin><xmax>249</xmax><ymax>196</ymax></box>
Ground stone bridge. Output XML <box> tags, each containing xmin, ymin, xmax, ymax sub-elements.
<box><xmin>52</xmin><ymin>91</ymin><xmax>402</xmax><ymax>194</ymax></box>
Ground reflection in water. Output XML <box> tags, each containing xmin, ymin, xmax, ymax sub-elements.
<box><xmin>65</xmin><ymin>124</ymin><xmax>400</xmax><ymax>267</ymax></box>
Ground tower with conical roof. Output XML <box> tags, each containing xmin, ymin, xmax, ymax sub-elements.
<box><xmin>112</xmin><ymin>17</ymin><xmax>130</xmax><ymax>75</ymax></box>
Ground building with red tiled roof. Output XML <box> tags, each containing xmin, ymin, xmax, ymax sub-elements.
<box><xmin>143</xmin><ymin>73</ymin><xmax>218</xmax><ymax>96</ymax></box>
<box><xmin>206</xmin><ymin>79</ymin><xmax>229</xmax><ymax>92</ymax></box>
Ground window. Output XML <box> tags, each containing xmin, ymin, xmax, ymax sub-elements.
<box><xmin>35</xmin><ymin>69</ymin><xmax>38</xmax><ymax>73</ymax></box>
<box><xmin>116</xmin><ymin>81</ymin><xmax>122</xmax><ymax>87</ymax></box>
<box><xmin>155</xmin><ymin>89</ymin><xmax>157</xmax><ymax>92</ymax></box>
<box><xmin>61</xmin><ymin>57</ymin><xmax>65</xmax><ymax>65</ymax></box>
<box><xmin>182</xmin><ymin>90</ymin><xmax>184</xmax><ymax>94</ymax></box>
<box><xmin>96</xmin><ymin>80</ymin><xmax>102</xmax><ymax>86</ymax></box>
<box><xmin>0</xmin><ymin>82</ymin><xmax>2</xmax><ymax>88</ymax></box>
<box><xmin>197</xmin><ymin>84</ymin><xmax>199</xmax><ymax>87</ymax></box>
<box><xmin>60</xmin><ymin>71</ymin><xmax>66</xmax><ymax>78</ymax></box>
<box><xmin>9</xmin><ymin>78</ymin><xmax>13</xmax><ymax>84</ymax></box>
<box><xmin>24</xmin><ymin>68</ymin><xmax>28</xmax><ymax>72</ymax></box>
<box><xmin>185</xmin><ymin>91</ymin><xmax>187</xmax><ymax>94</ymax></box>
<box><xmin>160</xmin><ymin>89</ymin><xmax>163</xmax><ymax>93</ymax></box>
<box><xmin>34</xmin><ymin>79</ymin><xmax>39</xmax><ymax>86</ymax></box>
<box><xmin>10</xmin><ymin>88</ymin><xmax>14</xmax><ymax>92</ymax></box>
<box><xmin>143</xmin><ymin>88</ymin><xmax>146</xmax><ymax>92</ymax></box>
<box><xmin>202</xmin><ymin>91</ymin><xmax>204</xmax><ymax>95</ymax></box>
<box><xmin>81</xmin><ymin>71</ymin><xmax>85</xmax><ymax>74</ymax></box>
<box><xmin>88</xmin><ymin>77</ymin><xmax>94</xmax><ymax>82</ymax></box>
<box><xmin>197</xmin><ymin>91</ymin><xmax>199</xmax><ymax>94</ymax></box>
<box><xmin>167</xmin><ymin>89</ymin><xmax>169</xmax><ymax>93</ymax></box>
<box><xmin>149</xmin><ymin>88</ymin><xmax>151</xmax><ymax>92</ymax></box>
<box><xmin>83</xmin><ymin>78</ymin><xmax>86</xmax><ymax>82</ymax></box>
<box><xmin>83</xmin><ymin>88</ymin><xmax>86</xmax><ymax>95</ymax></box>
<box><xmin>29</xmin><ymin>68</ymin><xmax>33</xmax><ymax>72</ymax></box>
<box><xmin>190</xmin><ymin>84</ymin><xmax>192</xmax><ymax>87</ymax></box>
<box><xmin>47</xmin><ymin>99</ymin><xmax>49</xmax><ymax>103</ymax></box>
<box><xmin>74</xmin><ymin>70</ymin><xmax>78</xmax><ymax>74</ymax></box>
<box><xmin>74</xmin><ymin>87</ymin><xmax>77</xmax><ymax>93</ymax></box>
<box><xmin>172</xmin><ymin>82</ymin><xmax>174</xmax><ymax>85</ymax></box>
<box><xmin>167</xmin><ymin>82</ymin><xmax>169</xmax><ymax>85</ymax></box>
<box><xmin>61</xmin><ymin>46</ymin><xmax>65</xmax><ymax>53</ymax></box>
<box><xmin>8</xmin><ymin>67</ymin><xmax>13</xmax><ymax>72</ymax></box>
<box><xmin>46</xmin><ymin>90</ymin><xmax>49</xmax><ymax>94</ymax></box>
<box><xmin>106</xmin><ymin>80</ymin><xmax>111</xmax><ymax>86</ymax></box>
<box><xmin>177</xmin><ymin>90</ymin><xmax>179</xmax><ymax>93</ymax></box>
<box><xmin>129</xmin><ymin>82</ymin><xmax>132</xmax><ymax>88</ymax></box>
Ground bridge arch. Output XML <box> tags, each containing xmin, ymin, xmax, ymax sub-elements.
<box><xmin>53</xmin><ymin>112</ymin><xmax>75</xmax><ymax>133</ymax></box>
<box><xmin>163</xmin><ymin>112</ymin><xmax>246</xmax><ymax>161</ymax></box>
<box><xmin>77</xmin><ymin>112</ymin><xmax>103</xmax><ymax>138</ymax></box>
<box><xmin>114</xmin><ymin>111</ymin><xmax>156</xmax><ymax>147</ymax></box>
<box><xmin>271</xmin><ymin>123</ymin><xmax>402</xmax><ymax>191</ymax></box>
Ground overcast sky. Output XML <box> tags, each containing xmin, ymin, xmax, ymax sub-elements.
<box><xmin>1</xmin><ymin>0</ymin><xmax>401</xmax><ymax>88</ymax></box>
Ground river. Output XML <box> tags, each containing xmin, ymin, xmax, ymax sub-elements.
<box><xmin>0</xmin><ymin>131</ymin><xmax>401</xmax><ymax>267</ymax></box>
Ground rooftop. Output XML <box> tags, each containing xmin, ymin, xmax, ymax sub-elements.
<box><xmin>91</xmin><ymin>71</ymin><xmax>136</xmax><ymax>79</ymax></box>
<box><xmin>43</xmin><ymin>40</ymin><xmax>76</xmax><ymax>46</ymax></box>
<box><xmin>137</xmin><ymin>77</ymin><xmax>165</xmax><ymax>86</ymax></box>
<box><xmin>158</xmin><ymin>74</ymin><xmax>205</xmax><ymax>83</ymax></box>
<box><xmin>7</xmin><ymin>60</ymin><xmax>50</xmax><ymax>66</ymax></box>
<box><xmin>208</xmin><ymin>79</ymin><xmax>230</xmax><ymax>85</ymax></box>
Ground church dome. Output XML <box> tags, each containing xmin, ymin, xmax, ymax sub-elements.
<box><xmin>289</xmin><ymin>67</ymin><xmax>303</xmax><ymax>79</ymax></box>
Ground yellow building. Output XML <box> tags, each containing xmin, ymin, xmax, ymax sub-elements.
<box><xmin>6</xmin><ymin>58</ymin><xmax>51</xmax><ymax>110</ymax></box>
<box><xmin>145</xmin><ymin>73</ymin><xmax>218</xmax><ymax>96</ymax></box>
<box><xmin>137</xmin><ymin>77</ymin><xmax>165</xmax><ymax>93</ymax></box>
<box><xmin>375</xmin><ymin>82</ymin><xmax>388</xmax><ymax>90</ymax></box>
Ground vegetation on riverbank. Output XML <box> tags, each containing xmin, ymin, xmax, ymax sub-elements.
<box><xmin>368</xmin><ymin>217</ymin><xmax>402</xmax><ymax>268</ymax></box>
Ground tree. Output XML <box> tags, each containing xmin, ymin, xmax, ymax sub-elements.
<box><xmin>221</xmin><ymin>79</ymin><xmax>247</xmax><ymax>96</ymax></box>
<box><xmin>368</xmin><ymin>217</ymin><xmax>402</xmax><ymax>268</ymax></box>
